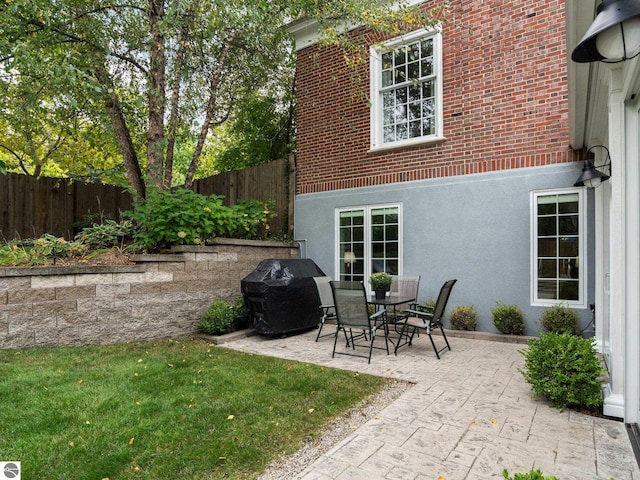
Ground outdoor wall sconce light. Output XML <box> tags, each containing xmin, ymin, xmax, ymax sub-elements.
<box><xmin>572</xmin><ymin>0</ymin><xmax>640</xmax><ymax>63</ymax></box>
<box><xmin>574</xmin><ymin>145</ymin><xmax>612</xmax><ymax>188</ymax></box>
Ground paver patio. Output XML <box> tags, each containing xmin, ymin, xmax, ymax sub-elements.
<box><xmin>221</xmin><ymin>329</ymin><xmax>640</xmax><ymax>480</ymax></box>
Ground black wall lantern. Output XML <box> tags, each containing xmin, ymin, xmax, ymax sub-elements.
<box><xmin>574</xmin><ymin>145</ymin><xmax>612</xmax><ymax>188</ymax></box>
<box><xmin>572</xmin><ymin>0</ymin><xmax>640</xmax><ymax>63</ymax></box>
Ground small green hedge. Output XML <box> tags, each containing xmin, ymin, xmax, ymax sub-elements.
<box><xmin>521</xmin><ymin>332</ymin><xmax>603</xmax><ymax>410</ymax></box>
<box><xmin>199</xmin><ymin>298</ymin><xmax>249</xmax><ymax>336</ymax></box>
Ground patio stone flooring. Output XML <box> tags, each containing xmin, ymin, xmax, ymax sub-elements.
<box><xmin>220</xmin><ymin>329</ymin><xmax>640</xmax><ymax>480</ymax></box>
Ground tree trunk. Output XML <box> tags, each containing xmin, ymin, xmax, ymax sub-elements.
<box><xmin>94</xmin><ymin>61</ymin><xmax>146</xmax><ymax>200</ymax></box>
<box><xmin>183</xmin><ymin>38</ymin><xmax>235</xmax><ymax>189</ymax></box>
<box><xmin>164</xmin><ymin>2</ymin><xmax>198</xmax><ymax>190</ymax></box>
<box><xmin>146</xmin><ymin>0</ymin><xmax>167</xmax><ymax>188</ymax></box>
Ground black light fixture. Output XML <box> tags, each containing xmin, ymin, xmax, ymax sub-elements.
<box><xmin>572</xmin><ymin>0</ymin><xmax>640</xmax><ymax>63</ymax></box>
<box><xmin>574</xmin><ymin>145</ymin><xmax>612</xmax><ymax>188</ymax></box>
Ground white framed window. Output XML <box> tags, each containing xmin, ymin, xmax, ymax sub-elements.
<box><xmin>531</xmin><ymin>189</ymin><xmax>587</xmax><ymax>307</ymax></box>
<box><xmin>370</xmin><ymin>28</ymin><xmax>443</xmax><ymax>151</ymax></box>
<box><xmin>336</xmin><ymin>204</ymin><xmax>402</xmax><ymax>286</ymax></box>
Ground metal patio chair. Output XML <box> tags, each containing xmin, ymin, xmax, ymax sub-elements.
<box><xmin>387</xmin><ymin>275</ymin><xmax>421</xmax><ymax>324</ymax></box>
<box><xmin>314</xmin><ymin>276</ymin><xmax>338</xmax><ymax>341</ymax></box>
<box><xmin>394</xmin><ymin>279</ymin><xmax>457</xmax><ymax>359</ymax></box>
<box><xmin>330</xmin><ymin>281</ymin><xmax>389</xmax><ymax>363</ymax></box>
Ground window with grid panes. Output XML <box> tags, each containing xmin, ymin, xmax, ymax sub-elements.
<box><xmin>370</xmin><ymin>29</ymin><xmax>442</xmax><ymax>149</ymax></box>
<box><xmin>531</xmin><ymin>190</ymin><xmax>586</xmax><ymax>307</ymax></box>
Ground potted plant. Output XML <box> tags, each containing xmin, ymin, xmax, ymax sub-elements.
<box><xmin>369</xmin><ymin>272</ymin><xmax>392</xmax><ymax>299</ymax></box>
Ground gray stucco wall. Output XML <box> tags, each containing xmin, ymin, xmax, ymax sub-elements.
<box><xmin>294</xmin><ymin>163</ymin><xmax>595</xmax><ymax>336</ymax></box>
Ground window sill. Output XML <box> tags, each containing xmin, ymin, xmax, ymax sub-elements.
<box><xmin>368</xmin><ymin>136</ymin><xmax>447</xmax><ymax>154</ymax></box>
<box><xmin>531</xmin><ymin>300</ymin><xmax>588</xmax><ymax>309</ymax></box>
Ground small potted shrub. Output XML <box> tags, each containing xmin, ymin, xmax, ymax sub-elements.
<box><xmin>540</xmin><ymin>304</ymin><xmax>579</xmax><ymax>335</ymax></box>
<box><xmin>369</xmin><ymin>272</ymin><xmax>392</xmax><ymax>299</ymax></box>
<box><xmin>199</xmin><ymin>298</ymin><xmax>248</xmax><ymax>336</ymax></box>
<box><xmin>521</xmin><ymin>332</ymin><xmax>603</xmax><ymax>411</ymax></box>
<box><xmin>492</xmin><ymin>302</ymin><xmax>525</xmax><ymax>335</ymax></box>
<box><xmin>449</xmin><ymin>305</ymin><xmax>478</xmax><ymax>330</ymax></box>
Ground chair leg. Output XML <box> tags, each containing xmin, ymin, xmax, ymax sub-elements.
<box><xmin>439</xmin><ymin>324</ymin><xmax>451</xmax><ymax>352</ymax></box>
<box><xmin>426</xmin><ymin>330</ymin><xmax>441</xmax><ymax>359</ymax></box>
<box><xmin>315</xmin><ymin>316</ymin><xmax>326</xmax><ymax>342</ymax></box>
<box><xmin>394</xmin><ymin>322</ymin><xmax>410</xmax><ymax>355</ymax></box>
<box><xmin>332</xmin><ymin>327</ymin><xmax>341</xmax><ymax>358</ymax></box>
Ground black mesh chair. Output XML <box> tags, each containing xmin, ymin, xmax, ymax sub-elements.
<box><xmin>330</xmin><ymin>281</ymin><xmax>389</xmax><ymax>363</ymax></box>
<box><xmin>394</xmin><ymin>279</ymin><xmax>457</xmax><ymax>359</ymax></box>
<box><xmin>314</xmin><ymin>276</ymin><xmax>337</xmax><ymax>341</ymax></box>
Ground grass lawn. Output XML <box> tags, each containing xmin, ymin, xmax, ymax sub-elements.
<box><xmin>0</xmin><ymin>338</ymin><xmax>389</xmax><ymax>479</ymax></box>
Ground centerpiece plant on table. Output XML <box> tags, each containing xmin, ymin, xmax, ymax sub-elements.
<box><xmin>369</xmin><ymin>272</ymin><xmax>392</xmax><ymax>299</ymax></box>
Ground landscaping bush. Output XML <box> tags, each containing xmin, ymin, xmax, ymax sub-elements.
<box><xmin>540</xmin><ymin>304</ymin><xmax>579</xmax><ymax>335</ymax></box>
<box><xmin>199</xmin><ymin>298</ymin><xmax>249</xmax><ymax>335</ymax></box>
<box><xmin>125</xmin><ymin>187</ymin><xmax>276</xmax><ymax>250</ymax></box>
<box><xmin>449</xmin><ymin>305</ymin><xmax>478</xmax><ymax>330</ymax></box>
<box><xmin>492</xmin><ymin>302</ymin><xmax>525</xmax><ymax>335</ymax></box>
<box><xmin>75</xmin><ymin>219</ymin><xmax>136</xmax><ymax>250</ymax></box>
<box><xmin>503</xmin><ymin>469</ymin><xmax>559</xmax><ymax>480</ymax></box>
<box><xmin>520</xmin><ymin>332</ymin><xmax>604</xmax><ymax>410</ymax></box>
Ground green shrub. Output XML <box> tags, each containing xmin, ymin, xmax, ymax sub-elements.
<box><xmin>72</xmin><ymin>212</ymin><xmax>114</xmax><ymax>233</ymax></box>
<box><xmin>125</xmin><ymin>187</ymin><xmax>277</xmax><ymax>250</ymax></box>
<box><xmin>75</xmin><ymin>220</ymin><xmax>136</xmax><ymax>250</ymax></box>
<box><xmin>0</xmin><ymin>241</ymin><xmax>30</xmax><ymax>266</ymax></box>
<box><xmin>492</xmin><ymin>302</ymin><xmax>525</xmax><ymax>335</ymax></box>
<box><xmin>449</xmin><ymin>305</ymin><xmax>478</xmax><ymax>330</ymax></box>
<box><xmin>229</xmin><ymin>199</ymin><xmax>277</xmax><ymax>239</ymax></box>
<box><xmin>521</xmin><ymin>332</ymin><xmax>604</xmax><ymax>410</ymax></box>
<box><xmin>503</xmin><ymin>469</ymin><xmax>559</xmax><ymax>480</ymax></box>
<box><xmin>31</xmin><ymin>234</ymin><xmax>86</xmax><ymax>263</ymax></box>
<box><xmin>540</xmin><ymin>304</ymin><xmax>579</xmax><ymax>335</ymax></box>
<box><xmin>199</xmin><ymin>298</ymin><xmax>249</xmax><ymax>336</ymax></box>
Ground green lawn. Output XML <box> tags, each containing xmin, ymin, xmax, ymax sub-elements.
<box><xmin>0</xmin><ymin>339</ymin><xmax>389</xmax><ymax>479</ymax></box>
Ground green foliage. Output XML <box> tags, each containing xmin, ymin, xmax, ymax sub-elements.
<box><xmin>540</xmin><ymin>304</ymin><xmax>580</xmax><ymax>335</ymax></box>
<box><xmin>449</xmin><ymin>305</ymin><xmax>478</xmax><ymax>331</ymax></box>
<box><xmin>75</xmin><ymin>220</ymin><xmax>136</xmax><ymax>250</ymax></box>
<box><xmin>199</xmin><ymin>298</ymin><xmax>249</xmax><ymax>336</ymax></box>
<box><xmin>229</xmin><ymin>199</ymin><xmax>277</xmax><ymax>240</ymax></box>
<box><xmin>521</xmin><ymin>333</ymin><xmax>604</xmax><ymax>410</ymax></box>
<box><xmin>72</xmin><ymin>213</ymin><xmax>114</xmax><ymax>233</ymax></box>
<box><xmin>369</xmin><ymin>272</ymin><xmax>392</xmax><ymax>290</ymax></box>
<box><xmin>125</xmin><ymin>188</ymin><xmax>276</xmax><ymax>250</ymax></box>
<box><xmin>0</xmin><ymin>241</ymin><xmax>30</xmax><ymax>266</ymax></box>
<box><xmin>207</xmin><ymin>94</ymin><xmax>291</xmax><ymax>174</ymax></box>
<box><xmin>0</xmin><ymin>0</ymin><xmax>443</xmax><ymax>195</ymax></box>
<box><xmin>492</xmin><ymin>302</ymin><xmax>525</xmax><ymax>335</ymax></box>
<box><xmin>502</xmin><ymin>469</ymin><xmax>559</xmax><ymax>480</ymax></box>
<box><xmin>31</xmin><ymin>234</ymin><xmax>87</xmax><ymax>263</ymax></box>
<box><xmin>0</xmin><ymin>235</ymin><xmax>88</xmax><ymax>266</ymax></box>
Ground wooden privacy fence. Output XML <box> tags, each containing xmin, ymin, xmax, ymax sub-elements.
<box><xmin>0</xmin><ymin>158</ymin><xmax>292</xmax><ymax>240</ymax></box>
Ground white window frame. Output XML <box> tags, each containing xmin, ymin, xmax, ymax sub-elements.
<box><xmin>530</xmin><ymin>188</ymin><xmax>587</xmax><ymax>308</ymax></box>
<box><xmin>370</xmin><ymin>28</ymin><xmax>444</xmax><ymax>152</ymax></box>
<box><xmin>335</xmin><ymin>204</ymin><xmax>403</xmax><ymax>290</ymax></box>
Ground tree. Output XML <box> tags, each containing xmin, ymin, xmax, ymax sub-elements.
<box><xmin>207</xmin><ymin>94</ymin><xmax>292</xmax><ymax>174</ymax></box>
<box><xmin>0</xmin><ymin>0</ymin><xmax>444</xmax><ymax>198</ymax></box>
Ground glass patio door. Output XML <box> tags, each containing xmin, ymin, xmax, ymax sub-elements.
<box><xmin>337</xmin><ymin>205</ymin><xmax>401</xmax><ymax>286</ymax></box>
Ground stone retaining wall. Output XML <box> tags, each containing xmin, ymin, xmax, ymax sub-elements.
<box><xmin>0</xmin><ymin>239</ymin><xmax>298</xmax><ymax>349</ymax></box>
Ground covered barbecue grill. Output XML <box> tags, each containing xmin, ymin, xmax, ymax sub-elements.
<box><xmin>241</xmin><ymin>258</ymin><xmax>325</xmax><ymax>335</ymax></box>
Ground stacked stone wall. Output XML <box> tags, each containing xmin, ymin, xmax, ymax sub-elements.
<box><xmin>0</xmin><ymin>239</ymin><xmax>298</xmax><ymax>349</ymax></box>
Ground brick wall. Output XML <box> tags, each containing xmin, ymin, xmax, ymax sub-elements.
<box><xmin>295</xmin><ymin>0</ymin><xmax>580</xmax><ymax>194</ymax></box>
<box><xmin>0</xmin><ymin>239</ymin><xmax>299</xmax><ymax>349</ymax></box>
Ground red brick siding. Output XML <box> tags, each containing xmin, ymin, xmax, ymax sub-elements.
<box><xmin>295</xmin><ymin>0</ymin><xmax>580</xmax><ymax>195</ymax></box>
